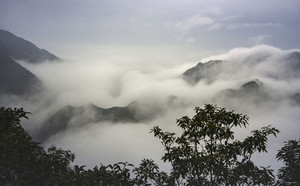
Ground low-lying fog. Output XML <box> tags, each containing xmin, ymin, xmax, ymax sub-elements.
<box><xmin>10</xmin><ymin>45</ymin><xmax>300</xmax><ymax>172</ymax></box>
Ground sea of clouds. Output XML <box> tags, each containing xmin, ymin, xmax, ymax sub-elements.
<box><xmin>8</xmin><ymin>45</ymin><xmax>300</xmax><ymax>172</ymax></box>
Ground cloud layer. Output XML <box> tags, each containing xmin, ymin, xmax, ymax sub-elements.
<box><xmin>10</xmin><ymin>45</ymin><xmax>299</xmax><ymax>172</ymax></box>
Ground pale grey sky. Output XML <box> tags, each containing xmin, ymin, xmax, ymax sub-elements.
<box><xmin>1</xmin><ymin>0</ymin><xmax>300</xmax><ymax>63</ymax></box>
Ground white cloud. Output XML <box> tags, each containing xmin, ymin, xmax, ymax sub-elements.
<box><xmin>227</xmin><ymin>22</ymin><xmax>281</xmax><ymax>30</ymax></box>
<box><xmin>175</xmin><ymin>15</ymin><xmax>215</xmax><ymax>33</ymax></box>
<box><xmin>207</xmin><ymin>22</ymin><xmax>224</xmax><ymax>30</ymax></box>
<box><xmin>248</xmin><ymin>34</ymin><xmax>272</xmax><ymax>45</ymax></box>
<box><xmin>15</xmin><ymin>45</ymin><xmax>300</xmax><ymax>173</ymax></box>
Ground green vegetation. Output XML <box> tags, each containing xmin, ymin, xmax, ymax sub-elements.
<box><xmin>0</xmin><ymin>105</ymin><xmax>299</xmax><ymax>185</ymax></box>
<box><xmin>276</xmin><ymin>139</ymin><xmax>300</xmax><ymax>185</ymax></box>
<box><xmin>0</xmin><ymin>107</ymin><xmax>75</xmax><ymax>185</ymax></box>
<box><xmin>151</xmin><ymin>104</ymin><xmax>279</xmax><ymax>185</ymax></box>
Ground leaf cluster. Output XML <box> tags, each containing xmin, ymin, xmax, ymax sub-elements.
<box><xmin>151</xmin><ymin>104</ymin><xmax>279</xmax><ymax>185</ymax></box>
<box><xmin>276</xmin><ymin>139</ymin><xmax>300</xmax><ymax>185</ymax></box>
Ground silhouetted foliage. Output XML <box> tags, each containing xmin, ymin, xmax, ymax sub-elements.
<box><xmin>151</xmin><ymin>104</ymin><xmax>279</xmax><ymax>185</ymax></box>
<box><xmin>0</xmin><ymin>107</ymin><xmax>76</xmax><ymax>185</ymax></box>
<box><xmin>276</xmin><ymin>139</ymin><xmax>300</xmax><ymax>185</ymax></box>
<box><xmin>84</xmin><ymin>162</ymin><xmax>135</xmax><ymax>185</ymax></box>
<box><xmin>0</xmin><ymin>107</ymin><xmax>157</xmax><ymax>185</ymax></box>
<box><xmin>2</xmin><ymin>105</ymin><xmax>297</xmax><ymax>185</ymax></box>
<box><xmin>0</xmin><ymin>107</ymin><xmax>44</xmax><ymax>185</ymax></box>
<box><xmin>133</xmin><ymin>159</ymin><xmax>169</xmax><ymax>185</ymax></box>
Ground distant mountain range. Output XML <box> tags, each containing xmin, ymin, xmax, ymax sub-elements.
<box><xmin>0</xmin><ymin>29</ymin><xmax>59</xmax><ymax>96</ymax></box>
<box><xmin>183</xmin><ymin>52</ymin><xmax>300</xmax><ymax>106</ymax></box>
<box><xmin>36</xmin><ymin>103</ymin><xmax>140</xmax><ymax>141</ymax></box>
<box><xmin>35</xmin><ymin>99</ymin><xmax>173</xmax><ymax>141</ymax></box>
<box><xmin>183</xmin><ymin>52</ymin><xmax>300</xmax><ymax>85</ymax></box>
<box><xmin>37</xmin><ymin>79</ymin><xmax>272</xmax><ymax>141</ymax></box>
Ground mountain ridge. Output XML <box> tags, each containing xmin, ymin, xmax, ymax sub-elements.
<box><xmin>183</xmin><ymin>60</ymin><xmax>222</xmax><ymax>84</ymax></box>
<box><xmin>0</xmin><ymin>43</ymin><xmax>42</xmax><ymax>96</ymax></box>
<box><xmin>183</xmin><ymin>51</ymin><xmax>300</xmax><ymax>85</ymax></box>
<box><xmin>0</xmin><ymin>29</ymin><xmax>59</xmax><ymax>97</ymax></box>
<box><xmin>36</xmin><ymin>103</ymin><xmax>141</xmax><ymax>141</ymax></box>
<box><xmin>0</xmin><ymin>29</ymin><xmax>59</xmax><ymax>63</ymax></box>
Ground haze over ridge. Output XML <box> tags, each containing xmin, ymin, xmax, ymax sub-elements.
<box><xmin>11</xmin><ymin>44</ymin><xmax>299</xmax><ymax>173</ymax></box>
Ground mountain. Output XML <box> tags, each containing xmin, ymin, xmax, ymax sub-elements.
<box><xmin>290</xmin><ymin>93</ymin><xmax>300</xmax><ymax>106</ymax></box>
<box><xmin>215</xmin><ymin>79</ymin><xmax>269</xmax><ymax>105</ymax></box>
<box><xmin>36</xmin><ymin>95</ymin><xmax>182</xmax><ymax>141</ymax></box>
<box><xmin>283</xmin><ymin>52</ymin><xmax>300</xmax><ymax>78</ymax></box>
<box><xmin>285</xmin><ymin>52</ymin><xmax>300</xmax><ymax>68</ymax></box>
<box><xmin>240</xmin><ymin>80</ymin><xmax>263</xmax><ymax>90</ymax></box>
<box><xmin>0</xmin><ymin>29</ymin><xmax>59</xmax><ymax>96</ymax></box>
<box><xmin>183</xmin><ymin>60</ymin><xmax>222</xmax><ymax>84</ymax></box>
<box><xmin>222</xmin><ymin>79</ymin><xmax>264</xmax><ymax>97</ymax></box>
<box><xmin>0</xmin><ymin>29</ymin><xmax>59</xmax><ymax>63</ymax></box>
<box><xmin>0</xmin><ymin>43</ymin><xmax>41</xmax><ymax>96</ymax></box>
<box><xmin>183</xmin><ymin>51</ymin><xmax>300</xmax><ymax>85</ymax></box>
<box><xmin>36</xmin><ymin>103</ymin><xmax>142</xmax><ymax>141</ymax></box>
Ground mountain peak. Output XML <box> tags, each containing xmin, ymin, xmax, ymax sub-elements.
<box><xmin>0</xmin><ymin>29</ymin><xmax>61</xmax><ymax>97</ymax></box>
<box><xmin>0</xmin><ymin>29</ymin><xmax>59</xmax><ymax>63</ymax></box>
<box><xmin>183</xmin><ymin>60</ymin><xmax>223</xmax><ymax>85</ymax></box>
<box><xmin>241</xmin><ymin>79</ymin><xmax>263</xmax><ymax>90</ymax></box>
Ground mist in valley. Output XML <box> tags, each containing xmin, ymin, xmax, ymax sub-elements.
<box><xmin>3</xmin><ymin>45</ymin><xmax>298</xmax><ymax>172</ymax></box>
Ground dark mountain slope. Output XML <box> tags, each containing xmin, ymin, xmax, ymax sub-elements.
<box><xmin>0</xmin><ymin>43</ymin><xmax>41</xmax><ymax>96</ymax></box>
<box><xmin>286</xmin><ymin>52</ymin><xmax>300</xmax><ymax>67</ymax></box>
<box><xmin>0</xmin><ymin>29</ymin><xmax>61</xmax><ymax>96</ymax></box>
<box><xmin>283</xmin><ymin>51</ymin><xmax>300</xmax><ymax>78</ymax></box>
<box><xmin>36</xmin><ymin>104</ymin><xmax>139</xmax><ymax>141</ymax></box>
<box><xmin>0</xmin><ymin>29</ymin><xmax>59</xmax><ymax>63</ymax></box>
<box><xmin>240</xmin><ymin>80</ymin><xmax>263</xmax><ymax>90</ymax></box>
<box><xmin>215</xmin><ymin>79</ymin><xmax>270</xmax><ymax>105</ymax></box>
<box><xmin>183</xmin><ymin>60</ymin><xmax>222</xmax><ymax>85</ymax></box>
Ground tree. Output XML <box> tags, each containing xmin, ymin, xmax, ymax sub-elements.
<box><xmin>276</xmin><ymin>139</ymin><xmax>300</xmax><ymax>185</ymax></box>
<box><xmin>0</xmin><ymin>106</ymin><xmax>138</xmax><ymax>185</ymax></box>
<box><xmin>151</xmin><ymin>104</ymin><xmax>279</xmax><ymax>185</ymax></box>
<box><xmin>1</xmin><ymin>105</ymin><xmax>284</xmax><ymax>185</ymax></box>
<box><xmin>0</xmin><ymin>107</ymin><xmax>43</xmax><ymax>185</ymax></box>
<box><xmin>0</xmin><ymin>107</ymin><xmax>75</xmax><ymax>185</ymax></box>
<box><xmin>84</xmin><ymin>162</ymin><xmax>135</xmax><ymax>185</ymax></box>
<box><xmin>133</xmin><ymin>159</ymin><xmax>169</xmax><ymax>185</ymax></box>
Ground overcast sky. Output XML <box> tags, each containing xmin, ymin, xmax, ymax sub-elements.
<box><xmin>1</xmin><ymin>0</ymin><xmax>300</xmax><ymax>63</ymax></box>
